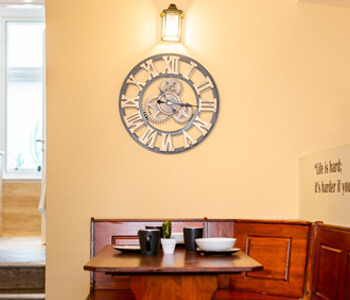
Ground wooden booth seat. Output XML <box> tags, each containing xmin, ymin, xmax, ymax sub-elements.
<box><xmin>211</xmin><ymin>219</ymin><xmax>311</xmax><ymax>300</ymax></box>
<box><xmin>214</xmin><ymin>222</ymin><xmax>350</xmax><ymax>300</ymax></box>
<box><xmin>86</xmin><ymin>218</ymin><xmax>350</xmax><ymax>300</ymax></box>
<box><xmin>304</xmin><ymin>223</ymin><xmax>350</xmax><ymax>300</ymax></box>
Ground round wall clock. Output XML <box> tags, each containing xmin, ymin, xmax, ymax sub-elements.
<box><xmin>119</xmin><ymin>53</ymin><xmax>219</xmax><ymax>153</ymax></box>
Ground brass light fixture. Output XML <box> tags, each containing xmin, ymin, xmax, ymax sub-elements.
<box><xmin>160</xmin><ymin>3</ymin><xmax>184</xmax><ymax>42</ymax></box>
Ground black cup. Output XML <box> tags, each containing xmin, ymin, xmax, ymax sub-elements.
<box><xmin>138</xmin><ymin>229</ymin><xmax>161</xmax><ymax>256</ymax></box>
<box><xmin>183</xmin><ymin>227</ymin><xmax>203</xmax><ymax>252</ymax></box>
<box><xmin>145</xmin><ymin>226</ymin><xmax>163</xmax><ymax>238</ymax></box>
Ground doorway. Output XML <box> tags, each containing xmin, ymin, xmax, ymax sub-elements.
<box><xmin>0</xmin><ymin>4</ymin><xmax>45</xmax><ymax>239</ymax></box>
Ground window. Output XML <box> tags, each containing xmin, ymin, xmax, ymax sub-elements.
<box><xmin>0</xmin><ymin>5</ymin><xmax>45</xmax><ymax>180</ymax></box>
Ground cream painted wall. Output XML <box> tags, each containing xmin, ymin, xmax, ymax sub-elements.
<box><xmin>300</xmin><ymin>144</ymin><xmax>350</xmax><ymax>227</ymax></box>
<box><xmin>46</xmin><ymin>0</ymin><xmax>350</xmax><ymax>299</ymax></box>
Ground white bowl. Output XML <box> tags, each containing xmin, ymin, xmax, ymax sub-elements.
<box><xmin>195</xmin><ymin>238</ymin><xmax>236</xmax><ymax>251</ymax></box>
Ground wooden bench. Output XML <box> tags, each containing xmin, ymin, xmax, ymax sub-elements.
<box><xmin>213</xmin><ymin>222</ymin><xmax>350</xmax><ymax>300</ymax></box>
<box><xmin>212</xmin><ymin>219</ymin><xmax>311</xmax><ymax>300</ymax></box>
<box><xmin>86</xmin><ymin>218</ymin><xmax>350</xmax><ymax>300</ymax></box>
<box><xmin>303</xmin><ymin>222</ymin><xmax>350</xmax><ymax>300</ymax></box>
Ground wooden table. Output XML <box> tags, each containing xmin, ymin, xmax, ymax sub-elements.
<box><xmin>84</xmin><ymin>245</ymin><xmax>263</xmax><ymax>300</ymax></box>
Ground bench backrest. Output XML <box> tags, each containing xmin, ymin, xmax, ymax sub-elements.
<box><xmin>304</xmin><ymin>223</ymin><xmax>350</xmax><ymax>300</ymax></box>
<box><xmin>229</xmin><ymin>220</ymin><xmax>311</xmax><ymax>298</ymax></box>
<box><xmin>90</xmin><ymin>218</ymin><xmax>207</xmax><ymax>290</ymax></box>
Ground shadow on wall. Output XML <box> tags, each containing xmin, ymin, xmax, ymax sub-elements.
<box><xmin>298</xmin><ymin>0</ymin><xmax>350</xmax><ymax>8</ymax></box>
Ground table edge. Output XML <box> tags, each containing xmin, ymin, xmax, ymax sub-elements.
<box><xmin>84</xmin><ymin>265</ymin><xmax>263</xmax><ymax>274</ymax></box>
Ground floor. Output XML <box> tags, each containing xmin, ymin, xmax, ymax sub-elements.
<box><xmin>0</xmin><ymin>237</ymin><xmax>45</xmax><ymax>266</ymax></box>
<box><xmin>2</xmin><ymin>182</ymin><xmax>42</xmax><ymax>236</ymax></box>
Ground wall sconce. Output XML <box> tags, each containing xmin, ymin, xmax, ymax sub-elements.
<box><xmin>160</xmin><ymin>3</ymin><xmax>184</xmax><ymax>42</ymax></box>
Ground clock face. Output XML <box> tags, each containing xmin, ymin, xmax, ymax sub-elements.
<box><xmin>119</xmin><ymin>53</ymin><xmax>219</xmax><ymax>153</ymax></box>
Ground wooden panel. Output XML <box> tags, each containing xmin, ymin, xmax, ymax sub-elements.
<box><xmin>94</xmin><ymin>273</ymin><xmax>130</xmax><ymax>290</ymax></box>
<box><xmin>207</xmin><ymin>220</ymin><xmax>234</xmax><ymax>238</ymax></box>
<box><xmin>130</xmin><ymin>275</ymin><xmax>217</xmax><ymax>300</ymax></box>
<box><xmin>92</xmin><ymin>219</ymin><xmax>205</xmax><ymax>255</ymax></box>
<box><xmin>3</xmin><ymin>182</ymin><xmax>41</xmax><ymax>236</ymax></box>
<box><xmin>307</xmin><ymin>224</ymin><xmax>350</xmax><ymax>300</ymax></box>
<box><xmin>345</xmin><ymin>251</ymin><xmax>350</xmax><ymax>300</ymax></box>
<box><xmin>315</xmin><ymin>245</ymin><xmax>341</xmax><ymax>300</ymax></box>
<box><xmin>246</xmin><ymin>236</ymin><xmax>291</xmax><ymax>281</ymax></box>
<box><xmin>111</xmin><ymin>236</ymin><xmax>139</xmax><ymax>246</ymax></box>
<box><xmin>230</xmin><ymin>220</ymin><xmax>311</xmax><ymax>298</ymax></box>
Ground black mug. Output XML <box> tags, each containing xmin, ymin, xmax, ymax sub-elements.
<box><xmin>145</xmin><ymin>226</ymin><xmax>163</xmax><ymax>238</ymax></box>
<box><xmin>138</xmin><ymin>229</ymin><xmax>161</xmax><ymax>256</ymax></box>
<box><xmin>183</xmin><ymin>227</ymin><xmax>203</xmax><ymax>252</ymax></box>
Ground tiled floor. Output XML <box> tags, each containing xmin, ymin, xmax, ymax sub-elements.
<box><xmin>0</xmin><ymin>237</ymin><xmax>45</xmax><ymax>265</ymax></box>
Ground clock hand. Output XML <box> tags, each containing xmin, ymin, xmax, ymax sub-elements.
<box><xmin>178</xmin><ymin>102</ymin><xmax>197</xmax><ymax>108</ymax></box>
<box><xmin>157</xmin><ymin>99</ymin><xmax>198</xmax><ymax>108</ymax></box>
<box><xmin>157</xmin><ymin>99</ymin><xmax>177</xmax><ymax>113</ymax></box>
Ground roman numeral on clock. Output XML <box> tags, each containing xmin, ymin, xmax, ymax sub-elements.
<box><xmin>162</xmin><ymin>55</ymin><xmax>179</xmax><ymax>75</ymax></box>
<box><xmin>140</xmin><ymin>59</ymin><xmax>159</xmax><ymax>80</ymax></box>
<box><xmin>160</xmin><ymin>134</ymin><xmax>174</xmax><ymax>152</ymax></box>
<box><xmin>183</xmin><ymin>61</ymin><xmax>197</xmax><ymax>80</ymax></box>
<box><xmin>123</xmin><ymin>111</ymin><xmax>144</xmax><ymax>133</ymax></box>
<box><xmin>195</xmin><ymin>76</ymin><xmax>214</xmax><ymax>95</ymax></box>
<box><xmin>199</xmin><ymin>98</ymin><xmax>217</xmax><ymax>113</ymax></box>
<box><xmin>126</xmin><ymin>75</ymin><xmax>145</xmax><ymax>91</ymax></box>
<box><xmin>193</xmin><ymin>116</ymin><xmax>212</xmax><ymax>135</ymax></box>
<box><xmin>139</xmin><ymin>126</ymin><xmax>157</xmax><ymax>148</ymax></box>
<box><xmin>183</xmin><ymin>131</ymin><xmax>197</xmax><ymax>148</ymax></box>
<box><xmin>121</xmin><ymin>95</ymin><xmax>140</xmax><ymax>109</ymax></box>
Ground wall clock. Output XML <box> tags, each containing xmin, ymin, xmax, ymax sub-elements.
<box><xmin>119</xmin><ymin>53</ymin><xmax>219</xmax><ymax>153</ymax></box>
